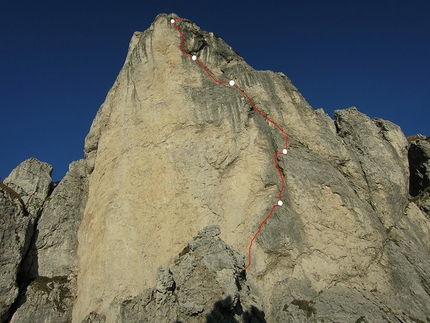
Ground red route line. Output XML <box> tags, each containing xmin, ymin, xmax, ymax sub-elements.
<box><xmin>171</xmin><ymin>17</ymin><xmax>289</xmax><ymax>271</ymax></box>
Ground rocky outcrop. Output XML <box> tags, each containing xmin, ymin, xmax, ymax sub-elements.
<box><xmin>103</xmin><ymin>225</ymin><xmax>264</xmax><ymax>323</ymax></box>
<box><xmin>0</xmin><ymin>184</ymin><xmax>29</xmax><ymax>322</ymax></box>
<box><xmin>9</xmin><ymin>159</ymin><xmax>88</xmax><ymax>323</ymax></box>
<box><xmin>409</xmin><ymin>135</ymin><xmax>430</xmax><ymax>218</ymax></box>
<box><xmin>22</xmin><ymin>159</ymin><xmax>88</xmax><ymax>280</ymax></box>
<box><xmin>9</xmin><ymin>275</ymin><xmax>74</xmax><ymax>323</ymax></box>
<box><xmin>1</xmin><ymin>13</ymin><xmax>429</xmax><ymax>323</ymax></box>
<box><xmin>71</xmin><ymin>13</ymin><xmax>430</xmax><ymax>322</ymax></box>
<box><xmin>3</xmin><ymin>157</ymin><xmax>53</xmax><ymax>217</ymax></box>
<box><xmin>0</xmin><ymin>158</ymin><xmax>53</xmax><ymax>322</ymax></box>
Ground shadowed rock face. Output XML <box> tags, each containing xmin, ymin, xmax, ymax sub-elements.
<box><xmin>1</xmin><ymin>13</ymin><xmax>429</xmax><ymax>323</ymax></box>
<box><xmin>409</xmin><ymin>136</ymin><xmax>430</xmax><ymax>219</ymax></box>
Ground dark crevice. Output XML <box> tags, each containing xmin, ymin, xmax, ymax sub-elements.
<box><xmin>408</xmin><ymin>139</ymin><xmax>430</xmax><ymax>197</ymax></box>
<box><xmin>4</xmin><ymin>179</ymin><xmax>54</xmax><ymax>323</ymax></box>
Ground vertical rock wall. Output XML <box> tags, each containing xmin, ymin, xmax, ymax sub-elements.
<box><xmin>75</xmin><ymin>13</ymin><xmax>276</xmax><ymax>320</ymax></box>
<box><xmin>1</xmin><ymin>13</ymin><xmax>429</xmax><ymax>323</ymax></box>
<box><xmin>72</xmin><ymin>13</ymin><xmax>430</xmax><ymax>322</ymax></box>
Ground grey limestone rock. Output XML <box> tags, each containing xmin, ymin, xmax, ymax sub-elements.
<box><xmin>0</xmin><ymin>184</ymin><xmax>28</xmax><ymax>322</ymax></box>
<box><xmin>81</xmin><ymin>312</ymin><xmax>106</xmax><ymax>323</ymax></box>
<box><xmin>8</xmin><ymin>159</ymin><xmax>89</xmax><ymax>323</ymax></box>
<box><xmin>334</xmin><ymin>107</ymin><xmax>409</xmax><ymax>228</ymax></box>
<box><xmin>0</xmin><ymin>158</ymin><xmax>53</xmax><ymax>322</ymax></box>
<box><xmin>104</xmin><ymin>225</ymin><xmax>265</xmax><ymax>323</ymax></box>
<box><xmin>409</xmin><ymin>135</ymin><xmax>430</xmax><ymax>195</ymax></box>
<box><xmin>23</xmin><ymin>159</ymin><xmax>88</xmax><ymax>279</ymax></box>
<box><xmin>409</xmin><ymin>136</ymin><xmax>430</xmax><ymax>218</ymax></box>
<box><xmin>9</xmin><ymin>276</ymin><xmax>74</xmax><ymax>323</ymax></box>
<box><xmin>2</xmin><ymin>13</ymin><xmax>430</xmax><ymax>323</ymax></box>
<box><xmin>3</xmin><ymin>157</ymin><xmax>53</xmax><ymax>216</ymax></box>
<box><xmin>76</xmin><ymin>13</ymin><xmax>429</xmax><ymax>322</ymax></box>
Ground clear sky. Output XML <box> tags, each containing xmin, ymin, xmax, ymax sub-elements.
<box><xmin>1</xmin><ymin>0</ymin><xmax>429</xmax><ymax>181</ymax></box>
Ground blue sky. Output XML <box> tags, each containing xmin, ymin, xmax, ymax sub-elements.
<box><xmin>1</xmin><ymin>0</ymin><xmax>429</xmax><ymax>181</ymax></box>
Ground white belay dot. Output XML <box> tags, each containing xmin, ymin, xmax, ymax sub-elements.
<box><xmin>192</xmin><ymin>55</ymin><xmax>197</xmax><ymax>61</ymax></box>
<box><xmin>170</xmin><ymin>19</ymin><xmax>175</xmax><ymax>24</ymax></box>
<box><xmin>229</xmin><ymin>80</ymin><xmax>235</xmax><ymax>86</ymax></box>
<box><xmin>278</xmin><ymin>200</ymin><xmax>283</xmax><ymax>206</ymax></box>
<box><xmin>283</xmin><ymin>149</ymin><xmax>288</xmax><ymax>155</ymax></box>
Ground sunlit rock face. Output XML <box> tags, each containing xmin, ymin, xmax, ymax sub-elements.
<box><xmin>1</xmin><ymin>13</ymin><xmax>429</xmax><ymax>323</ymax></box>
<box><xmin>73</xmin><ymin>13</ymin><xmax>429</xmax><ymax>322</ymax></box>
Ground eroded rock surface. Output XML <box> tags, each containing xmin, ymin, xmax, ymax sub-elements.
<box><xmin>1</xmin><ymin>13</ymin><xmax>429</xmax><ymax>323</ymax></box>
<box><xmin>72</xmin><ymin>13</ymin><xmax>430</xmax><ymax>322</ymax></box>
<box><xmin>23</xmin><ymin>159</ymin><xmax>88</xmax><ymax>280</ymax></box>
<box><xmin>409</xmin><ymin>135</ymin><xmax>430</xmax><ymax>218</ymax></box>
<box><xmin>9</xmin><ymin>276</ymin><xmax>74</xmax><ymax>323</ymax></box>
<box><xmin>105</xmin><ymin>225</ymin><xmax>264</xmax><ymax>323</ymax></box>
<box><xmin>8</xmin><ymin>159</ymin><xmax>88</xmax><ymax>323</ymax></box>
<box><xmin>0</xmin><ymin>184</ymin><xmax>29</xmax><ymax>322</ymax></box>
<box><xmin>0</xmin><ymin>158</ymin><xmax>53</xmax><ymax>322</ymax></box>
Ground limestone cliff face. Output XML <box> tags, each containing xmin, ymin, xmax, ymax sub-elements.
<box><xmin>72</xmin><ymin>12</ymin><xmax>430</xmax><ymax>322</ymax></box>
<box><xmin>1</xmin><ymin>12</ymin><xmax>430</xmax><ymax>323</ymax></box>
<box><xmin>76</xmin><ymin>12</ymin><xmax>276</xmax><ymax>320</ymax></box>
